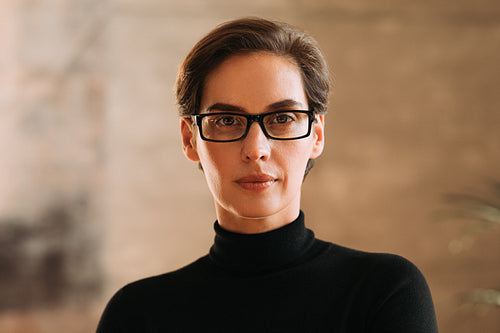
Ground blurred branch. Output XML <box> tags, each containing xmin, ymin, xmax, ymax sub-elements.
<box><xmin>444</xmin><ymin>192</ymin><xmax>500</xmax><ymax>225</ymax></box>
<box><xmin>436</xmin><ymin>183</ymin><xmax>500</xmax><ymax>240</ymax></box>
<box><xmin>464</xmin><ymin>289</ymin><xmax>500</xmax><ymax>308</ymax></box>
<box><xmin>440</xmin><ymin>182</ymin><xmax>500</xmax><ymax>309</ymax></box>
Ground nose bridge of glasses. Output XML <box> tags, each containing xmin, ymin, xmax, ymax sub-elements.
<box><xmin>246</xmin><ymin>114</ymin><xmax>263</xmax><ymax>124</ymax></box>
<box><xmin>252</xmin><ymin>114</ymin><xmax>272</xmax><ymax>136</ymax></box>
<box><xmin>244</xmin><ymin>114</ymin><xmax>270</xmax><ymax>139</ymax></box>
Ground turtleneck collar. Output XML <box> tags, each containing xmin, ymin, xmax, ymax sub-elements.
<box><xmin>209</xmin><ymin>211</ymin><xmax>316</xmax><ymax>274</ymax></box>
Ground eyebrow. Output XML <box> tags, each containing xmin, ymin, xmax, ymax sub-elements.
<box><xmin>205</xmin><ymin>99</ymin><xmax>307</xmax><ymax>113</ymax></box>
<box><xmin>206</xmin><ymin>103</ymin><xmax>244</xmax><ymax>113</ymax></box>
<box><xmin>267</xmin><ymin>99</ymin><xmax>306</xmax><ymax>111</ymax></box>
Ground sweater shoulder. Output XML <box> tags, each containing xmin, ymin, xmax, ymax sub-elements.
<box><xmin>104</xmin><ymin>255</ymin><xmax>211</xmax><ymax>310</ymax></box>
<box><xmin>312</xmin><ymin>240</ymin><xmax>431</xmax><ymax>297</ymax></box>
<box><xmin>96</xmin><ymin>255</ymin><xmax>212</xmax><ymax>332</ymax></box>
<box><xmin>316</xmin><ymin>241</ymin><xmax>437</xmax><ymax>332</ymax></box>
<box><xmin>123</xmin><ymin>254</ymin><xmax>212</xmax><ymax>294</ymax></box>
<box><xmin>318</xmin><ymin>240</ymin><xmax>423</xmax><ymax>276</ymax></box>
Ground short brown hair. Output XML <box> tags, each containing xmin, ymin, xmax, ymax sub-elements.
<box><xmin>176</xmin><ymin>17</ymin><xmax>329</xmax><ymax>116</ymax></box>
<box><xmin>175</xmin><ymin>17</ymin><xmax>330</xmax><ymax>176</ymax></box>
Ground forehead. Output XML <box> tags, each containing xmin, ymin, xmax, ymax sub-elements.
<box><xmin>200</xmin><ymin>52</ymin><xmax>307</xmax><ymax>112</ymax></box>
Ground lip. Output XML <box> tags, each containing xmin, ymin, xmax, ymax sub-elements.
<box><xmin>235</xmin><ymin>174</ymin><xmax>277</xmax><ymax>192</ymax></box>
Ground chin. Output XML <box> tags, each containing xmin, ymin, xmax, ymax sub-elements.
<box><xmin>231</xmin><ymin>203</ymin><xmax>285</xmax><ymax>220</ymax></box>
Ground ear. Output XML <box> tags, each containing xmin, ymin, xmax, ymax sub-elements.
<box><xmin>180</xmin><ymin>117</ymin><xmax>200</xmax><ymax>162</ymax></box>
<box><xmin>309</xmin><ymin>114</ymin><xmax>325</xmax><ymax>159</ymax></box>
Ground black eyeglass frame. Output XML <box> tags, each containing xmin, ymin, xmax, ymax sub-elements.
<box><xmin>191</xmin><ymin>110</ymin><xmax>317</xmax><ymax>143</ymax></box>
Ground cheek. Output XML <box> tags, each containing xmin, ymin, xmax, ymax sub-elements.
<box><xmin>197</xmin><ymin>144</ymin><xmax>233</xmax><ymax>189</ymax></box>
<box><xmin>277</xmin><ymin>142</ymin><xmax>311</xmax><ymax>181</ymax></box>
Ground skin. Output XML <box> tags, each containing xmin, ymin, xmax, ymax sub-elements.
<box><xmin>180</xmin><ymin>52</ymin><xmax>325</xmax><ymax>234</ymax></box>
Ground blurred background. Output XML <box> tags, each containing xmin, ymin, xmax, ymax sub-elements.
<box><xmin>1</xmin><ymin>0</ymin><xmax>499</xmax><ymax>332</ymax></box>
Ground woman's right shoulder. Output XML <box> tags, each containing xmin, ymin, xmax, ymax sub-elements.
<box><xmin>119</xmin><ymin>254</ymin><xmax>212</xmax><ymax>296</ymax></box>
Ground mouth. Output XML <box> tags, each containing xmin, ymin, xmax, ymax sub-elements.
<box><xmin>235</xmin><ymin>174</ymin><xmax>277</xmax><ymax>191</ymax></box>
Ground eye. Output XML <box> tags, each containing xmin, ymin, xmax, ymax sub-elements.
<box><xmin>216</xmin><ymin>115</ymin><xmax>238</xmax><ymax>126</ymax></box>
<box><xmin>270</xmin><ymin>112</ymin><xmax>296</xmax><ymax>124</ymax></box>
<box><xmin>209</xmin><ymin>114</ymin><xmax>246</xmax><ymax>128</ymax></box>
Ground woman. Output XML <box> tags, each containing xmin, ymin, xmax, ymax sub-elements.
<box><xmin>97</xmin><ymin>17</ymin><xmax>438</xmax><ymax>332</ymax></box>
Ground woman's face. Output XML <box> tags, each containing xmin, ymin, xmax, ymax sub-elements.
<box><xmin>181</xmin><ymin>52</ymin><xmax>325</xmax><ymax>233</ymax></box>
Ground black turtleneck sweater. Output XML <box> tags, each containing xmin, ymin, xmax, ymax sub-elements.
<box><xmin>97</xmin><ymin>212</ymin><xmax>438</xmax><ymax>332</ymax></box>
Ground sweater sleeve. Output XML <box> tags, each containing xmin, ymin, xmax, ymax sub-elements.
<box><xmin>366</xmin><ymin>255</ymin><xmax>438</xmax><ymax>333</ymax></box>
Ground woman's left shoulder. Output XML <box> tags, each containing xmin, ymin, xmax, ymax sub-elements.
<box><xmin>364</xmin><ymin>251</ymin><xmax>429</xmax><ymax>286</ymax></box>
<box><xmin>366</xmin><ymin>251</ymin><xmax>423</xmax><ymax>273</ymax></box>
<box><xmin>349</xmin><ymin>250</ymin><xmax>438</xmax><ymax>332</ymax></box>
<box><xmin>322</xmin><ymin>242</ymin><xmax>430</xmax><ymax>287</ymax></box>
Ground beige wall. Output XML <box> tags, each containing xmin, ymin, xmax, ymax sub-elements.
<box><xmin>1</xmin><ymin>0</ymin><xmax>499</xmax><ymax>332</ymax></box>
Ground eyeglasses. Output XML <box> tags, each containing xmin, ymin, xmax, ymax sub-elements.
<box><xmin>191</xmin><ymin>110</ymin><xmax>316</xmax><ymax>142</ymax></box>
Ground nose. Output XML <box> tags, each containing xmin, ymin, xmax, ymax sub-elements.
<box><xmin>241</xmin><ymin>122</ymin><xmax>270</xmax><ymax>162</ymax></box>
